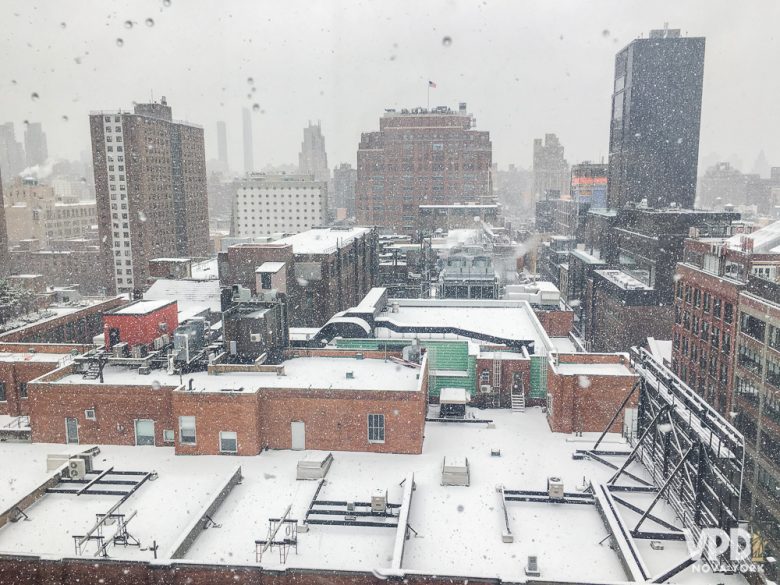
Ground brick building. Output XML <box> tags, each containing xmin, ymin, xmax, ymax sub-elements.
<box><xmin>9</xmin><ymin>240</ymin><xmax>104</xmax><ymax>295</ymax></box>
<box><xmin>356</xmin><ymin>104</ymin><xmax>493</xmax><ymax>234</ymax></box>
<box><xmin>0</xmin><ymin>297</ymin><xmax>125</xmax><ymax>344</ymax></box>
<box><xmin>672</xmin><ymin>223</ymin><xmax>780</xmax><ymax>414</ymax></box>
<box><xmin>0</xmin><ymin>169</ymin><xmax>10</xmax><ymax>278</ymax></box>
<box><xmin>0</xmin><ymin>343</ymin><xmax>92</xmax><ymax>417</ymax></box>
<box><xmin>218</xmin><ymin>227</ymin><xmax>378</xmax><ymax>327</ymax></box>
<box><xmin>28</xmin><ymin>351</ymin><xmax>427</xmax><ymax>455</ymax></box>
<box><xmin>90</xmin><ymin>97</ymin><xmax>209</xmax><ymax>295</ymax></box>
<box><xmin>546</xmin><ymin>352</ymin><xmax>637</xmax><ymax>434</ymax></box>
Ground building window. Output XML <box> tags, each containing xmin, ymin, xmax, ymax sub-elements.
<box><xmin>368</xmin><ymin>414</ymin><xmax>385</xmax><ymax>443</ymax></box>
<box><xmin>741</xmin><ymin>313</ymin><xmax>766</xmax><ymax>341</ymax></box>
<box><xmin>260</xmin><ymin>273</ymin><xmax>272</xmax><ymax>290</ymax></box>
<box><xmin>693</xmin><ymin>288</ymin><xmax>701</xmax><ymax>308</ymax></box>
<box><xmin>179</xmin><ymin>416</ymin><xmax>196</xmax><ymax>444</ymax></box>
<box><xmin>220</xmin><ymin>431</ymin><xmax>238</xmax><ymax>453</ymax></box>
<box><xmin>713</xmin><ymin>298</ymin><xmax>722</xmax><ymax>319</ymax></box>
<box><xmin>19</xmin><ymin>383</ymin><xmax>28</xmax><ymax>399</ymax></box>
<box><xmin>724</xmin><ymin>303</ymin><xmax>734</xmax><ymax>324</ymax></box>
<box><xmin>703</xmin><ymin>292</ymin><xmax>711</xmax><ymax>313</ymax></box>
<box><xmin>0</xmin><ymin>382</ymin><xmax>5</xmax><ymax>401</ymax></box>
<box><xmin>480</xmin><ymin>369</ymin><xmax>490</xmax><ymax>384</ymax></box>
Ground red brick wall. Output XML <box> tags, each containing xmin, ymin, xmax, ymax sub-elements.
<box><xmin>0</xmin><ymin>361</ymin><xmax>60</xmax><ymax>417</ymax></box>
<box><xmin>172</xmin><ymin>390</ymin><xmax>262</xmax><ymax>456</ymax></box>
<box><xmin>0</xmin><ymin>556</ymin><xmax>500</xmax><ymax>585</ymax></box>
<box><xmin>28</xmin><ymin>380</ymin><xmax>176</xmax><ymax>445</ymax></box>
<box><xmin>546</xmin><ymin>355</ymin><xmax>638</xmax><ymax>434</ymax></box>
<box><xmin>535</xmin><ymin>309</ymin><xmax>574</xmax><ymax>337</ymax></box>
<box><xmin>258</xmin><ymin>387</ymin><xmax>425</xmax><ymax>454</ymax></box>
<box><xmin>474</xmin><ymin>356</ymin><xmax>530</xmax><ymax>408</ymax></box>
<box><xmin>103</xmin><ymin>301</ymin><xmax>179</xmax><ymax>349</ymax></box>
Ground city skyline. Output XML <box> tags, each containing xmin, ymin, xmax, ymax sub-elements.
<box><xmin>0</xmin><ymin>0</ymin><xmax>778</xmax><ymax>174</ymax></box>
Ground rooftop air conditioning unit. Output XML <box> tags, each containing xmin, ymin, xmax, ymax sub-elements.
<box><xmin>547</xmin><ymin>476</ymin><xmax>564</xmax><ymax>500</ymax></box>
<box><xmin>113</xmin><ymin>342</ymin><xmax>128</xmax><ymax>358</ymax></box>
<box><xmin>480</xmin><ymin>384</ymin><xmax>492</xmax><ymax>394</ymax></box>
<box><xmin>371</xmin><ymin>489</ymin><xmax>388</xmax><ymax>514</ymax></box>
<box><xmin>250</xmin><ymin>333</ymin><xmax>262</xmax><ymax>343</ymax></box>
<box><xmin>525</xmin><ymin>555</ymin><xmax>541</xmax><ymax>577</ymax></box>
<box><xmin>67</xmin><ymin>458</ymin><xmax>86</xmax><ymax>481</ymax></box>
<box><xmin>161</xmin><ymin>334</ymin><xmax>170</xmax><ymax>346</ymax></box>
<box><xmin>153</xmin><ymin>336</ymin><xmax>165</xmax><ymax>350</ymax></box>
<box><xmin>138</xmin><ymin>366</ymin><xmax>151</xmax><ymax>375</ymax></box>
<box><xmin>84</xmin><ymin>408</ymin><xmax>97</xmax><ymax>421</ymax></box>
<box><xmin>346</xmin><ymin>371</ymin><xmax>354</xmax><ymax>379</ymax></box>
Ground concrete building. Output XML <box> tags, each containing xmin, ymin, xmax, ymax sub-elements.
<box><xmin>231</xmin><ymin>173</ymin><xmax>328</xmax><ymax>238</ymax></box>
<box><xmin>298</xmin><ymin>122</ymin><xmax>330</xmax><ymax>183</ymax></box>
<box><xmin>571</xmin><ymin>162</ymin><xmax>607</xmax><ymax>209</ymax></box>
<box><xmin>216</xmin><ymin>120</ymin><xmax>228</xmax><ymax>170</ymax></box>
<box><xmin>3</xmin><ymin>177</ymin><xmax>96</xmax><ymax>245</ymax></box>
<box><xmin>332</xmin><ymin>162</ymin><xmax>357</xmax><ymax>218</ymax></box>
<box><xmin>607</xmin><ymin>27</ymin><xmax>705</xmax><ymax>209</ymax></box>
<box><xmin>532</xmin><ymin>133</ymin><xmax>569</xmax><ymax>198</ymax></box>
<box><xmin>90</xmin><ymin>98</ymin><xmax>209</xmax><ymax>295</ymax></box>
<box><xmin>242</xmin><ymin>107</ymin><xmax>253</xmax><ymax>174</ymax></box>
<box><xmin>218</xmin><ymin>226</ymin><xmax>377</xmax><ymax>327</ymax></box>
<box><xmin>0</xmin><ymin>122</ymin><xmax>25</xmax><ymax>178</ymax></box>
<box><xmin>23</xmin><ymin>122</ymin><xmax>48</xmax><ymax>168</ymax></box>
<box><xmin>356</xmin><ymin>104</ymin><xmax>492</xmax><ymax>233</ymax></box>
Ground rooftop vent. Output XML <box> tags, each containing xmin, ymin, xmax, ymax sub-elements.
<box><xmin>346</xmin><ymin>371</ymin><xmax>354</xmax><ymax>379</ymax></box>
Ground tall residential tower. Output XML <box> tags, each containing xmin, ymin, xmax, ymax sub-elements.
<box><xmin>298</xmin><ymin>122</ymin><xmax>330</xmax><ymax>183</ymax></box>
<box><xmin>90</xmin><ymin>97</ymin><xmax>209</xmax><ymax>294</ymax></box>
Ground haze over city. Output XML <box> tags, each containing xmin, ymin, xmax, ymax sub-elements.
<box><xmin>1</xmin><ymin>0</ymin><xmax>779</xmax><ymax>171</ymax></box>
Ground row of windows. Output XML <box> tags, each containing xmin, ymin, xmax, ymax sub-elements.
<box><xmin>675</xmin><ymin>284</ymin><xmax>734</xmax><ymax>323</ymax></box>
<box><xmin>177</xmin><ymin>415</ymin><xmax>386</xmax><ymax>446</ymax></box>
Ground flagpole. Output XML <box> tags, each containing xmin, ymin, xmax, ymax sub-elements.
<box><xmin>427</xmin><ymin>84</ymin><xmax>430</xmax><ymax>110</ymax></box>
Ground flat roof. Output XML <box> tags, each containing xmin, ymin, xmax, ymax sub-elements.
<box><xmin>144</xmin><ymin>279</ymin><xmax>221</xmax><ymax>313</ymax></box>
<box><xmin>52</xmin><ymin>356</ymin><xmax>422</xmax><ymax>393</ymax></box>
<box><xmin>275</xmin><ymin>227</ymin><xmax>372</xmax><ymax>255</ymax></box>
<box><xmin>0</xmin><ymin>409</ymin><xmax>741</xmax><ymax>584</ymax></box>
<box><xmin>110</xmin><ymin>299</ymin><xmax>175</xmax><ymax>316</ymax></box>
<box><xmin>377</xmin><ymin>298</ymin><xmax>553</xmax><ymax>353</ymax></box>
<box><xmin>255</xmin><ymin>261</ymin><xmax>286</xmax><ymax>273</ymax></box>
<box><xmin>553</xmin><ymin>361</ymin><xmax>634</xmax><ymax>377</ymax></box>
<box><xmin>0</xmin><ymin>351</ymin><xmax>73</xmax><ymax>364</ymax></box>
<box><xmin>595</xmin><ymin>269</ymin><xmax>653</xmax><ymax>290</ymax></box>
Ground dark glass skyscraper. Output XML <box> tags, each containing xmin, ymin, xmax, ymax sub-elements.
<box><xmin>607</xmin><ymin>27</ymin><xmax>705</xmax><ymax>209</ymax></box>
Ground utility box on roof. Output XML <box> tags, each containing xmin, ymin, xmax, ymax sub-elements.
<box><xmin>103</xmin><ymin>299</ymin><xmax>179</xmax><ymax>350</ymax></box>
<box><xmin>439</xmin><ymin>387</ymin><xmax>469</xmax><ymax>419</ymax></box>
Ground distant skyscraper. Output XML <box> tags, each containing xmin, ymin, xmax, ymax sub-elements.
<box><xmin>0</xmin><ymin>169</ymin><xmax>9</xmax><ymax>277</ymax></box>
<box><xmin>532</xmin><ymin>134</ymin><xmax>570</xmax><ymax>198</ymax></box>
<box><xmin>0</xmin><ymin>122</ymin><xmax>25</xmax><ymax>178</ymax></box>
<box><xmin>607</xmin><ymin>27</ymin><xmax>705</xmax><ymax>209</ymax></box>
<box><xmin>90</xmin><ymin>97</ymin><xmax>209</xmax><ymax>294</ymax></box>
<box><xmin>242</xmin><ymin>108</ymin><xmax>254</xmax><ymax>174</ymax></box>
<box><xmin>217</xmin><ymin>121</ymin><xmax>228</xmax><ymax>169</ymax></box>
<box><xmin>298</xmin><ymin>122</ymin><xmax>330</xmax><ymax>183</ymax></box>
<box><xmin>356</xmin><ymin>103</ymin><xmax>492</xmax><ymax>233</ymax></box>
<box><xmin>24</xmin><ymin>122</ymin><xmax>48</xmax><ymax>168</ymax></box>
<box><xmin>333</xmin><ymin>163</ymin><xmax>357</xmax><ymax>217</ymax></box>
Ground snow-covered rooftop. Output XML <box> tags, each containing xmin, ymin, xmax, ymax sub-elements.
<box><xmin>0</xmin><ymin>351</ymin><xmax>73</xmax><ymax>364</ymax></box>
<box><xmin>0</xmin><ymin>410</ymin><xmax>745</xmax><ymax>584</ymax></box>
<box><xmin>726</xmin><ymin>219</ymin><xmax>780</xmax><ymax>253</ymax></box>
<box><xmin>144</xmin><ymin>279</ymin><xmax>222</xmax><ymax>314</ymax></box>
<box><xmin>111</xmin><ymin>299</ymin><xmax>174</xmax><ymax>316</ymax></box>
<box><xmin>190</xmin><ymin>258</ymin><xmax>219</xmax><ymax>280</ymax></box>
<box><xmin>275</xmin><ymin>227</ymin><xmax>372</xmax><ymax>255</ymax></box>
<box><xmin>552</xmin><ymin>361</ymin><xmax>634</xmax><ymax>377</ymax></box>
<box><xmin>377</xmin><ymin>298</ymin><xmax>553</xmax><ymax>354</ymax></box>
<box><xmin>51</xmin><ymin>356</ymin><xmax>423</xmax><ymax>393</ymax></box>
<box><xmin>255</xmin><ymin>261</ymin><xmax>286</xmax><ymax>273</ymax></box>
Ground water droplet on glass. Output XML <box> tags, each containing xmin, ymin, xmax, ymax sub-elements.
<box><xmin>138</xmin><ymin>211</ymin><xmax>147</xmax><ymax>223</ymax></box>
<box><xmin>23</xmin><ymin>120</ymin><xmax>29</xmax><ymax>126</ymax></box>
<box><xmin>252</xmin><ymin>103</ymin><xmax>260</xmax><ymax>112</ymax></box>
<box><xmin>62</xmin><ymin>115</ymin><xmax>69</xmax><ymax>122</ymax></box>
<box><xmin>30</xmin><ymin>93</ymin><xmax>39</xmax><ymax>102</ymax></box>
<box><xmin>442</xmin><ymin>36</ymin><xmax>452</xmax><ymax>47</ymax></box>
<box><xmin>74</xmin><ymin>56</ymin><xmax>82</xmax><ymax>64</ymax></box>
<box><xmin>602</xmin><ymin>29</ymin><xmax>610</xmax><ymax>37</ymax></box>
<box><xmin>116</xmin><ymin>38</ymin><xmax>124</xmax><ymax>47</ymax></box>
<box><xmin>145</xmin><ymin>18</ymin><xmax>154</xmax><ymax>27</ymax></box>
<box><xmin>60</xmin><ymin>22</ymin><xmax>67</xmax><ymax>29</ymax></box>
<box><xmin>80</xmin><ymin>177</ymin><xmax>87</xmax><ymax>184</ymax></box>
<box><xmin>247</xmin><ymin>77</ymin><xmax>254</xmax><ymax>84</ymax></box>
<box><xmin>11</xmin><ymin>80</ymin><xmax>17</xmax><ymax>85</ymax></box>
<box><xmin>124</xmin><ymin>20</ymin><xmax>133</xmax><ymax>29</ymax></box>
<box><xmin>162</xmin><ymin>0</ymin><xmax>172</xmax><ymax>7</ymax></box>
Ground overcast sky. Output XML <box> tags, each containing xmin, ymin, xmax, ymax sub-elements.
<box><xmin>1</xmin><ymin>0</ymin><xmax>778</xmax><ymax>174</ymax></box>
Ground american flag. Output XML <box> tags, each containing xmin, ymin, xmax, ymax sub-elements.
<box><xmin>428</xmin><ymin>80</ymin><xmax>437</xmax><ymax>88</ymax></box>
